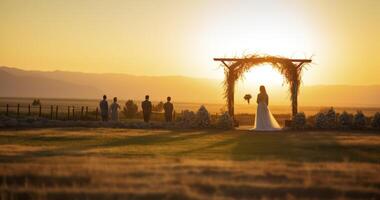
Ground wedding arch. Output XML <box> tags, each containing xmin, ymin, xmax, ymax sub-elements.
<box><xmin>214</xmin><ymin>55</ymin><xmax>312</xmax><ymax>121</ymax></box>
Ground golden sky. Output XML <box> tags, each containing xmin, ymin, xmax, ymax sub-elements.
<box><xmin>0</xmin><ymin>0</ymin><xmax>379</xmax><ymax>85</ymax></box>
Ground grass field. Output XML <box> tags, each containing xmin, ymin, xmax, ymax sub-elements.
<box><xmin>0</xmin><ymin>128</ymin><xmax>380</xmax><ymax>199</ymax></box>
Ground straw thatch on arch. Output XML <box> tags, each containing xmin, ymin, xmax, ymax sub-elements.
<box><xmin>215</xmin><ymin>54</ymin><xmax>311</xmax><ymax>122</ymax></box>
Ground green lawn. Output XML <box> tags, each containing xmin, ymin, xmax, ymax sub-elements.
<box><xmin>0</xmin><ymin>128</ymin><xmax>379</xmax><ymax>199</ymax></box>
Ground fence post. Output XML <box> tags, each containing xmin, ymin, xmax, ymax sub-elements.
<box><xmin>81</xmin><ymin>106</ymin><xmax>84</xmax><ymax>120</ymax></box>
<box><xmin>17</xmin><ymin>104</ymin><xmax>20</xmax><ymax>118</ymax></box>
<box><xmin>28</xmin><ymin>104</ymin><xmax>31</xmax><ymax>115</ymax></box>
<box><xmin>6</xmin><ymin>104</ymin><xmax>8</xmax><ymax>116</ymax></box>
<box><xmin>56</xmin><ymin>106</ymin><xmax>58</xmax><ymax>120</ymax></box>
<box><xmin>85</xmin><ymin>106</ymin><xmax>88</xmax><ymax>119</ymax></box>
<box><xmin>39</xmin><ymin>105</ymin><xmax>42</xmax><ymax>117</ymax></box>
<box><xmin>72</xmin><ymin>107</ymin><xmax>75</xmax><ymax>120</ymax></box>
<box><xmin>95</xmin><ymin>107</ymin><xmax>99</xmax><ymax>120</ymax></box>
<box><xmin>67</xmin><ymin>106</ymin><xmax>70</xmax><ymax>120</ymax></box>
<box><xmin>50</xmin><ymin>105</ymin><xmax>53</xmax><ymax>120</ymax></box>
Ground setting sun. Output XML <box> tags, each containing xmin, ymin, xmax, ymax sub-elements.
<box><xmin>241</xmin><ymin>65</ymin><xmax>285</xmax><ymax>86</ymax></box>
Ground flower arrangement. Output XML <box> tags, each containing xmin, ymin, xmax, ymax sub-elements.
<box><xmin>195</xmin><ymin>105</ymin><xmax>211</xmax><ymax>128</ymax></box>
<box><xmin>243</xmin><ymin>94</ymin><xmax>252</xmax><ymax>104</ymax></box>
<box><xmin>338</xmin><ymin>111</ymin><xmax>353</xmax><ymax>129</ymax></box>
<box><xmin>371</xmin><ymin>112</ymin><xmax>380</xmax><ymax>129</ymax></box>
<box><xmin>325</xmin><ymin>107</ymin><xmax>337</xmax><ymax>129</ymax></box>
<box><xmin>292</xmin><ymin>112</ymin><xmax>306</xmax><ymax>129</ymax></box>
<box><xmin>353</xmin><ymin>111</ymin><xmax>366</xmax><ymax>129</ymax></box>
<box><xmin>176</xmin><ymin>110</ymin><xmax>197</xmax><ymax>128</ymax></box>
<box><xmin>315</xmin><ymin>112</ymin><xmax>328</xmax><ymax>129</ymax></box>
<box><xmin>216</xmin><ymin>112</ymin><xmax>234</xmax><ymax>130</ymax></box>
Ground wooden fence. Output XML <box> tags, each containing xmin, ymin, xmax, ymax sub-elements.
<box><xmin>0</xmin><ymin>103</ymin><xmax>180</xmax><ymax>123</ymax></box>
<box><xmin>0</xmin><ymin>104</ymin><xmax>100</xmax><ymax>120</ymax></box>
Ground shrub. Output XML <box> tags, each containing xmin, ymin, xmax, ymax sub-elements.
<box><xmin>325</xmin><ymin>107</ymin><xmax>337</xmax><ymax>128</ymax></box>
<box><xmin>123</xmin><ymin>100</ymin><xmax>138</xmax><ymax>118</ymax></box>
<box><xmin>315</xmin><ymin>112</ymin><xmax>328</xmax><ymax>129</ymax></box>
<box><xmin>292</xmin><ymin>112</ymin><xmax>306</xmax><ymax>129</ymax></box>
<box><xmin>32</xmin><ymin>99</ymin><xmax>41</xmax><ymax>106</ymax></box>
<box><xmin>353</xmin><ymin>111</ymin><xmax>366</xmax><ymax>129</ymax></box>
<box><xmin>195</xmin><ymin>105</ymin><xmax>211</xmax><ymax>128</ymax></box>
<box><xmin>371</xmin><ymin>112</ymin><xmax>380</xmax><ymax>129</ymax></box>
<box><xmin>176</xmin><ymin>110</ymin><xmax>197</xmax><ymax>128</ymax></box>
<box><xmin>152</xmin><ymin>101</ymin><xmax>164</xmax><ymax>112</ymax></box>
<box><xmin>338</xmin><ymin>111</ymin><xmax>353</xmax><ymax>129</ymax></box>
<box><xmin>216</xmin><ymin>112</ymin><xmax>234</xmax><ymax>130</ymax></box>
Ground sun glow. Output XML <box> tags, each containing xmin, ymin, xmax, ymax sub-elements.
<box><xmin>242</xmin><ymin>65</ymin><xmax>285</xmax><ymax>86</ymax></box>
<box><xmin>236</xmin><ymin>65</ymin><xmax>285</xmax><ymax>94</ymax></box>
<box><xmin>236</xmin><ymin>65</ymin><xmax>289</xmax><ymax>105</ymax></box>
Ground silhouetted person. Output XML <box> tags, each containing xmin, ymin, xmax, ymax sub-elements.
<box><xmin>110</xmin><ymin>97</ymin><xmax>121</xmax><ymax>121</ymax></box>
<box><xmin>141</xmin><ymin>95</ymin><xmax>152</xmax><ymax>122</ymax></box>
<box><xmin>99</xmin><ymin>95</ymin><xmax>109</xmax><ymax>121</ymax></box>
<box><xmin>163</xmin><ymin>96</ymin><xmax>174</xmax><ymax>122</ymax></box>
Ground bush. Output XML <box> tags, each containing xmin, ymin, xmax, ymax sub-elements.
<box><xmin>371</xmin><ymin>112</ymin><xmax>380</xmax><ymax>129</ymax></box>
<box><xmin>338</xmin><ymin>111</ymin><xmax>353</xmax><ymax>129</ymax></box>
<box><xmin>315</xmin><ymin>112</ymin><xmax>328</xmax><ymax>129</ymax></box>
<box><xmin>353</xmin><ymin>111</ymin><xmax>366</xmax><ymax>129</ymax></box>
<box><xmin>175</xmin><ymin>110</ymin><xmax>197</xmax><ymax>128</ymax></box>
<box><xmin>292</xmin><ymin>112</ymin><xmax>306</xmax><ymax>129</ymax></box>
<box><xmin>123</xmin><ymin>100</ymin><xmax>138</xmax><ymax>118</ymax></box>
<box><xmin>32</xmin><ymin>99</ymin><xmax>41</xmax><ymax>106</ymax></box>
<box><xmin>152</xmin><ymin>101</ymin><xmax>164</xmax><ymax>112</ymax></box>
<box><xmin>325</xmin><ymin>107</ymin><xmax>337</xmax><ymax>128</ymax></box>
<box><xmin>216</xmin><ymin>112</ymin><xmax>234</xmax><ymax>130</ymax></box>
<box><xmin>195</xmin><ymin>105</ymin><xmax>211</xmax><ymax>128</ymax></box>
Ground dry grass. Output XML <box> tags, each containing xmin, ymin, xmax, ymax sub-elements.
<box><xmin>0</xmin><ymin>128</ymin><xmax>379</xmax><ymax>200</ymax></box>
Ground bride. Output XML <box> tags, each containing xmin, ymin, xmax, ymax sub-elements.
<box><xmin>251</xmin><ymin>85</ymin><xmax>281</xmax><ymax>131</ymax></box>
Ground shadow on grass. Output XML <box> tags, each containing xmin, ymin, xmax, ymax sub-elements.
<box><xmin>230</xmin><ymin>131</ymin><xmax>380</xmax><ymax>162</ymax></box>
<box><xmin>0</xmin><ymin>129</ymin><xmax>219</xmax><ymax>163</ymax></box>
<box><xmin>1</xmin><ymin>128</ymin><xmax>380</xmax><ymax>163</ymax></box>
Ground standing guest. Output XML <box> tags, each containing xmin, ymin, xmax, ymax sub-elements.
<box><xmin>163</xmin><ymin>96</ymin><xmax>174</xmax><ymax>122</ymax></box>
<box><xmin>99</xmin><ymin>95</ymin><xmax>109</xmax><ymax>121</ymax></box>
<box><xmin>141</xmin><ymin>95</ymin><xmax>152</xmax><ymax>122</ymax></box>
<box><xmin>110</xmin><ymin>97</ymin><xmax>121</xmax><ymax>121</ymax></box>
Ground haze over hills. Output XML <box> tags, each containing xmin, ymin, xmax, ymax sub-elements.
<box><xmin>1</xmin><ymin>66</ymin><xmax>380</xmax><ymax>107</ymax></box>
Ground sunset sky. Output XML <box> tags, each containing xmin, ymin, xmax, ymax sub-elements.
<box><xmin>0</xmin><ymin>0</ymin><xmax>379</xmax><ymax>86</ymax></box>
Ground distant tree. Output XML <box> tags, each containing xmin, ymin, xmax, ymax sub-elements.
<box><xmin>32</xmin><ymin>99</ymin><xmax>41</xmax><ymax>106</ymax></box>
<box><xmin>244</xmin><ymin>94</ymin><xmax>252</xmax><ymax>104</ymax></box>
<box><xmin>152</xmin><ymin>101</ymin><xmax>164</xmax><ymax>112</ymax></box>
<box><xmin>123</xmin><ymin>100</ymin><xmax>138</xmax><ymax>118</ymax></box>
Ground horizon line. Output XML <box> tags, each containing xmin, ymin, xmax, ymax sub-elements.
<box><xmin>2</xmin><ymin>65</ymin><xmax>380</xmax><ymax>87</ymax></box>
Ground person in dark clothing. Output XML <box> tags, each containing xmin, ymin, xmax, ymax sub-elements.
<box><xmin>141</xmin><ymin>95</ymin><xmax>152</xmax><ymax>122</ymax></box>
<box><xmin>99</xmin><ymin>95</ymin><xmax>109</xmax><ymax>121</ymax></box>
<box><xmin>163</xmin><ymin>96</ymin><xmax>174</xmax><ymax>122</ymax></box>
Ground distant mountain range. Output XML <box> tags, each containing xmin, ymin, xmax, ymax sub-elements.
<box><xmin>1</xmin><ymin>66</ymin><xmax>380</xmax><ymax>107</ymax></box>
<box><xmin>0</xmin><ymin>66</ymin><xmax>221</xmax><ymax>103</ymax></box>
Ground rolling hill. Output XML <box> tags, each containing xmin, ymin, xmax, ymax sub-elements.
<box><xmin>1</xmin><ymin>66</ymin><xmax>380</xmax><ymax>107</ymax></box>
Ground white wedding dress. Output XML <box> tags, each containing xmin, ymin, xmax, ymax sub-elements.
<box><xmin>251</xmin><ymin>93</ymin><xmax>281</xmax><ymax>131</ymax></box>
